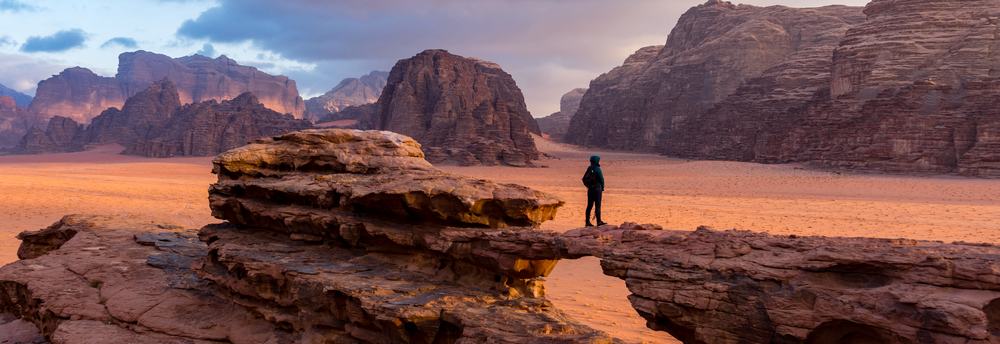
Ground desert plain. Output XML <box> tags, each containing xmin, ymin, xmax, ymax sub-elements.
<box><xmin>2</xmin><ymin>136</ymin><xmax>999</xmax><ymax>343</ymax></box>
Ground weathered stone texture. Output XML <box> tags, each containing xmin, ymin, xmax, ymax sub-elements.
<box><xmin>27</xmin><ymin>67</ymin><xmax>126</xmax><ymax>125</ymax></box>
<box><xmin>376</xmin><ymin>49</ymin><xmax>540</xmax><ymax>166</ymax></box>
<box><xmin>566</xmin><ymin>1</ymin><xmax>865</xmax><ymax>151</ymax></box>
<box><xmin>305</xmin><ymin>70</ymin><xmax>388</xmax><ymax>116</ymax></box>
<box><xmin>0</xmin><ymin>95</ymin><xmax>44</xmax><ymax>148</ymax></box>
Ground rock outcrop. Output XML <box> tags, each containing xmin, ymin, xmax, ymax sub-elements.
<box><xmin>537</xmin><ymin>88</ymin><xmax>588</xmax><ymax>141</ymax></box>
<box><xmin>315</xmin><ymin>103</ymin><xmax>378</xmax><ymax>129</ymax></box>
<box><xmin>305</xmin><ymin>70</ymin><xmax>389</xmax><ymax>116</ymax></box>
<box><xmin>570</xmin><ymin>0</ymin><xmax>1000</xmax><ymax>176</ymax></box>
<box><xmin>0</xmin><ymin>83</ymin><xmax>32</xmax><ymax>107</ymax></box>
<box><xmin>14</xmin><ymin>78</ymin><xmax>311</xmax><ymax>157</ymax></box>
<box><xmin>10</xmin><ymin>116</ymin><xmax>81</xmax><ymax>155</ymax></box>
<box><xmin>6</xmin><ymin>128</ymin><xmax>1000</xmax><ymax>343</ymax></box>
<box><xmin>376</xmin><ymin>49</ymin><xmax>541</xmax><ymax>166</ymax></box>
<box><xmin>27</xmin><ymin>67</ymin><xmax>126</xmax><ymax>125</ymax></box>
<box><xmin>0</xmin><ymin>95</ymin><xmax>43</xmax><ymax>148</ymax></box>
<box><xmin>119</xmin><ymin>51</ymin><xmax>308</xmax><ymax>120</ymax></box>
<box><xmin>565</xmin><ymin>1</ymin><xmax>866</xmax><ymax>151</ymax></box>
<box><xmin>26</xmin><ymin>51</ymin><xmax>309</xmax><ymax>126</ymax></box>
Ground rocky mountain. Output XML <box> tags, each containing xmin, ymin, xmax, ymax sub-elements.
<box><xmin>0</xmin><ymin>95</ymin><xmax>43</xmax><ymax>148</ymax></box>
<box><xmin>14</xmin><ymin>78</ymin><xmax>311</xmax><ymax>157</ymax></box>
<box><xmin>27</xmin><ymin>67</ymin><xmax>127</xmax><ymax>125</ymax></box>
<box><xmin>305</xmin><ymin>70</ymin><xmax>388</xmax><ymax>116</ymax></box>
<box><xmin>566</xmin><ymin>1</ymin><xmax>865</xmax><ymax>151</ymax></box>
<box><xmin>375</xmin><ymin>49</ymin><xmax>540</xmax><ymax>166</ymax></box>
<box><xmin>6</xmin><ymin>129</ymin><xmax>1000</xmax><ymax>343</ymax></box>
<box><xmin>537</xmin><ymin>87</ymin><xmax>587</xmax><ymax>141</ymax></box>
<box><xmin>26</xmin><ymin>51</ymin><xmax>309</xmax><ymax>126</ymax></box>
<box><xmin>315</xmin><ymin>103</ymin><xmax>377</xmax><ymax>129</ymax></box>
<box><xmin>568</xmin><ymin>0</ymin><xmax>1000</xmax><ymax>176</ymax></box>
<box><xmin>0</xmin><ymin>83</ymin><xmax>32</xmax><ymax>107</ymax></box>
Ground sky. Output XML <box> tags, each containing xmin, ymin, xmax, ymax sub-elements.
<box><xmin>0</xmin><ymin>0</ymin><xmax>871</xmax><ymax>117</ymax></box>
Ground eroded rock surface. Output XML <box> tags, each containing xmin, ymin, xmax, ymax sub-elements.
<box><xmin>376</xmin><ymin>49</ymin><xmax>540</xmax><ymax>166</ymax></box>
<box><xmin>306</xmin><ymin>70</ymin><xmax>388</xmax><ymax>116</ymax></box>
<box><xmin>7</xmin><ymin>128</ymin><xmax>1000</xmax><ymax>343</ymax></box>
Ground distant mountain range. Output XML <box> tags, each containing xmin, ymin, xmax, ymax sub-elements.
<box><xmin>0</xmin><ymin>83</ymin><xmax>32</xmax><ymax>107</ymax></box>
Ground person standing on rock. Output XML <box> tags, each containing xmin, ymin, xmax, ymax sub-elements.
<box><xmin>583</xmin><ymin>155</ymin><xmax>606</xmax><ymax>227</ymax></box>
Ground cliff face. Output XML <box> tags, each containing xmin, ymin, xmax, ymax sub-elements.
<box><xmin>122</xmin><ymin>92</ymin><xmax>312</xmax><ymax>158</ymax></box>
<box><xmin>660</xmin><ymin>0</ymin><xmax>1000</xmax><ymax>176</ymax></box>
<box><xmin>305</xmin><ymin>70</ymin><xmax>389</xmax><ymax>116</ymax></box>
<box><xmin>375</xmin><ymin>49</ymin><xmax>540</xmax><ymax>166</ymax></box>
<box><xmin>565</xmin><ymin>1</ymin><xmax>865</xmax><ymax>151</ymax></box>
<box><xmin>27</xmin><ymin>67</ymin><xmax>127</xmax><ymax>124</ymax></box>
<box><xmin>119</xmin><ymin>51</ymin><xmax>308</xmax><ymax>119</ymax></box>
<box><xmin>0</xmin><ymin>95</ymin><xmax>43</xmax><ymax>148</ymax></box>
<box><xmin>14</xmin><ymin>78</ymin><xmax>311</xmax><ymax>157</ymax></box>
<box><xmin>538</xmin><ymin>88</ymin><xmax>588</xmax><ymax>141</ymax></box>
<box><xmin>26</xmin><ymin>51</ymin><xmax>309</xmax><ymax>128</ymax></box>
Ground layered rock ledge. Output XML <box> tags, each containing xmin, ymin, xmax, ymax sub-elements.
<box><xmin>4</xmin><ymin>129</ymin><xmax>1000</xmax><ymax>343</ymax></box>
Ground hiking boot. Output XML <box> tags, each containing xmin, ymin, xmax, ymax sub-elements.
<box><xmin>597</xmin><ymin>221</ymin><xmax>608</xmax><ymax>226</ymax></box>
<box><xmin>585</xmin><ymin>222</ymin><xmax>594</xmax><ymax>227</ymax></box>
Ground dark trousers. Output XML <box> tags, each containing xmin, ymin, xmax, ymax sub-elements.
<box><xmin>586</xmin><ymin>187</ymin><xmax>602</xmax><ymax>224</ymax></box>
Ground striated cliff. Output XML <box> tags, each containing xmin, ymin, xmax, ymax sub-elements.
<box><xmin>119</xmin><ymin>51</ymin><xmax>308</xmax><ymax>119</ymax></box>
<box><xmin>26</xmin><ymin>51</ymin><xmax>309</xmax><ymax>127</ymax></box>
<box><xmin>0</xmin><ymin>95</ymin><xmax>43</xmax><ymax>148</ymax></box>
<box><xmin>27</xmin><ymin>67</ymin><xmax>126</xmax><ymax>125</ymax></box>
<box><xmin>14</xmin><ymin>78</ymin><xmax>311</xmax><ymax>157</ymax></box>
<box><xmin>537</xmin><ymin>88</ymin><xmax>588</xmax><ymax>141</ymax></box>
<box><xmin>305</xmin><ymin>70</ymin><xmax>388</xmax><ymax>116</ymax></box>
<box><xmin>376</xmin><ymin>49</ymin><xmax>540</xmax><ymax>166</ymax></box>
<box><xmin>565</xmin><ymin>1</ymin><xmax>865</xmax><ymax>151</ymax></box>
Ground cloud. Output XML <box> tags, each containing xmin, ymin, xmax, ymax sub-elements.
<box><xmin>0</xmin><ymin>35</ymin><xmax>16</xmax><ymax>49</ymax></box>
<box><xmin>100</xmin><ymin>37</ymin><xmax>139</xmax><ymax>50</ymax></box>
<box><xmin>0</xmin><ymin>52</ymin><xmax>68</xmax><ymax>95</ymax></box>
<box><xmin>174</xmin><ymin>0</ymin><xmax>871</xmax><ymax>115</ymax></box>
<box><xmin>195</xmin><ymin>43</ymin><xmax>216</xmax><ymax>57</ymax></box>
<box><xmin>0</xmin><ymin>0</ymin><xmax>37</xmax><ymax>12</ymax></box>
<box><xmin>21</xmin><ymin>29</ymin><xmax>88</xmax><ymax>53</ymax></box>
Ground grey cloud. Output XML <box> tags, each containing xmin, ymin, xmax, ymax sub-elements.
<box><xmin>0</xmin><ymin>35</ymin><xmax>16</xmax><ymax>49</ymax></box>
<box><xmin>174</xmin><ymin>0</ymin><xmax>868</xmax><ymax>115</ymax></box>
<box><xmin>21</xmin><ymin>29</ymin><xmax>87</xmax><ymax>53</ymax></box>
<box><xmin>100</xmin><ymin>37</ymin><xmax>139</xmax><ymax>49</ymax></box>
<box><xmin>0</xmin><ymin>52</ymin><xmax>68</xmax><ymax>96</ymax></box>
<box><xmin>196</xmin><ymin>43</ymin><xmax>217</xmax><ymax>57</ymax></box>
<box><xmin>0</xmin><ymin>0</ymin><xmax>37</xmax><ymax>12</ymax></box>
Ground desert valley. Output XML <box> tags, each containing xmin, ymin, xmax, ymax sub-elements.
<box><xmin>2</xmin><ymin>0</ymin><xmax>1000</xmax><ymax>343</ymax></box>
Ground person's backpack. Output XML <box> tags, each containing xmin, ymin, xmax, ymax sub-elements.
<box><xmin>582</xmin><ymin>166</ymin><xmax>597</xmax><ymax>188</ymax></box>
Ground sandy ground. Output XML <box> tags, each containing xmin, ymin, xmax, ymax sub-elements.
<box><xmin>3</xmin><ymin>136</ymin><xmax>1000</xmax><ymax>343</ymax></box>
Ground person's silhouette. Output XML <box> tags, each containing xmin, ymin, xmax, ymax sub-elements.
<box><xmin>584</xmin><ymin>155</ymin><xmax>606</xmax><ymax>227</ymax></box>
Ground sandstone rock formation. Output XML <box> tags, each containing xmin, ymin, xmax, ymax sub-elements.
<box><xmin>119</xmin><ymin>51</ymin><xmax>308</xmax><ymax>120</ymax></box>
<box><xmin>13</xmin><ymin>78</ymin><xmax>311</xmax><ymax>157</ymax></box>
<box><xmin>537</xmin><ymin>88</ymin><xmax>587</xmax><ymax>141</ymax></box>
<box><xmin>315</xmin><ymin>103</ymin><xmax>378</xmax><ymax>129</ymax></box>
<box><xmin>27</xmin><ymin>67</ymin><xmax>126</xmax><ymax>125</ymax></box>
<box><xmin>11</xmin><ymin>116</ymin><xmax>81</xmax><ymax>155</ymax></box>
<box><xmin>0</xmin><ymin>95</ymin><xmax>43</xmax><ymax>148</ymax></box>
<box><xmin>26</xmin><ymin>51</ymin><xmax>309</xmax><ymax>126</ymax></box>
<box><xmin>570</xmin><ymin>0</ymin><xmax>1000</xmax><ymax>176</ymax></box>
<box><xmin>5</xmin><ymin>128</ymin><xmax>1000</xmax><ymax>343</ymax></box>
<box><xmin>0</xmin><ymin>83</ymin><xmax>32</xmax><ymax>107</ymax></box>
<box><xmin>565</xmin><ymin>1</ymin><xmax>865</xmax><ymax>151</ymax></box>
<box><xmin>376</xmin><ymin>49</ymin><xmax>541</xmax><ymax>166</ymax></box>
<box><xmin>305</xmin><ymin>70</ymin><xmax>389</xmax><ymax>116</ymax></box>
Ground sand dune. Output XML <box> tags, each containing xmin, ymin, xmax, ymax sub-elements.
<box><xmin>2</xmin><ymin>137</ymin><xmax>999</xmax><ymax>343</ymax></box>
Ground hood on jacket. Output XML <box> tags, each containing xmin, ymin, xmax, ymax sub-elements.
<box><xmin>590</xmin><ymin>156</ymin><xmax>600</xmax><ymax>166</ymax></box>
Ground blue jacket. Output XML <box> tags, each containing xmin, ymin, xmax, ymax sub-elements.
<box><xmin>588</xmin><ymin>156</ymin><xmax>604</xmax><ymax>191</ymax></box>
